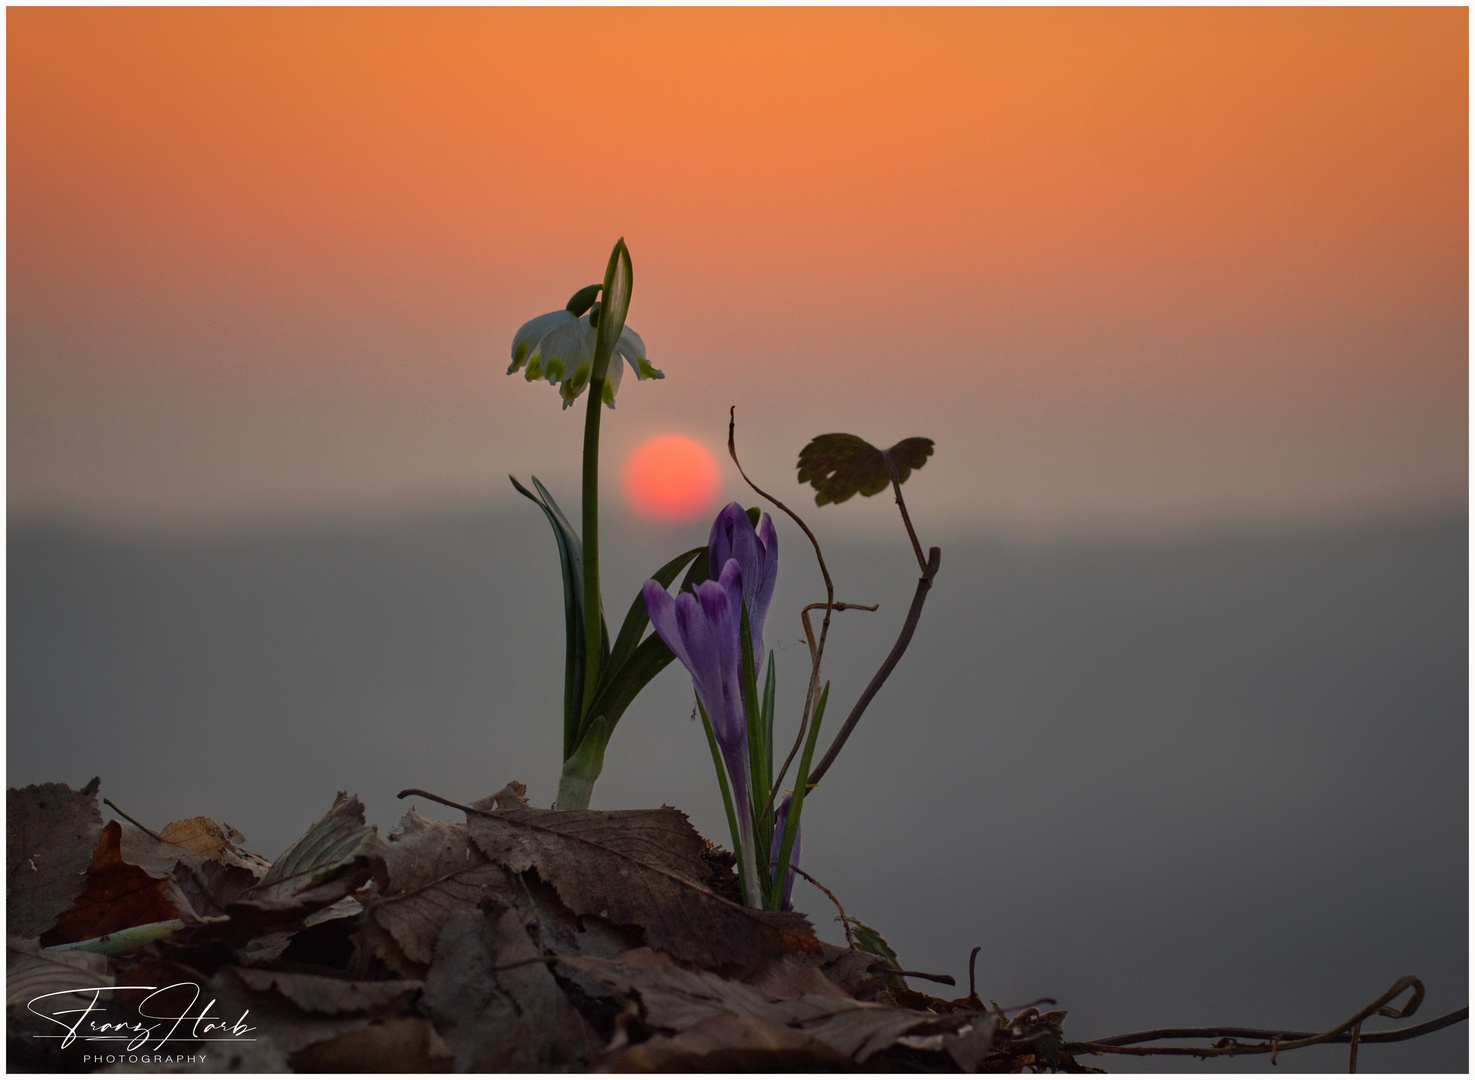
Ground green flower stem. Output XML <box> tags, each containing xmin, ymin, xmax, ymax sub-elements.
<box><xmin>738</xmin><ymin>605</ymin><xmax>771</xmax><ymax>896</ymax></box>
<box><xmin>579</xmin><ymin>376</ymin><xmax>605</xmax><ymax>721</ymax></box>
<box><xmin>698</xmin><ymin>699</ymin><xmax>751</xmax><ymax>904</ymax></box>
<box><xmin>557</xmin><ymin>715</ymin><xmax>610</xmax><ymax>811</ymax></box>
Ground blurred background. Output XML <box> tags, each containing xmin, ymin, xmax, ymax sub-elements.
<box><xmin>8</xmin><ymin>8</ymin><xmax>1466</xmax><ymax>1070</ymax></box>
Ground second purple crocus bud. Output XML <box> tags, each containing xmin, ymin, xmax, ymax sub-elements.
<box><xmin>707</xmin><ymin>502</ymin><xmax>778</xmax><ymax>664</ymax></box>
<box><xmin>769</xmin><ymin>792</ymin><xmax>801</xmax><ymax>912</ymax></box>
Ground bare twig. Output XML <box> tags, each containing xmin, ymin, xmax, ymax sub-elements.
<box><xmin>769</xmin><ymin>600</ymin><xmax>878</xmax><ymax>797</ymax></box>
<box><xmin>103</xmin><ymin>798</ymin><xmax>167</xmax><ymax>843</ymax></box>
<box><xmin>807</xmin><ymin>545</ymin><xmax>942</xmax><ymax>786</ymax></box>
<box><xmin>882</xmin><ymin>450</ymin><xmax>927</xmax><ymax>573</ymax></box>
<box><xmin>727</xmin><ymin>407</ymin><xmax>835</xmax><ymax>818</ymax></box>
<box><xmin>102</xmin><ymin>797</ymin><xmax>229</xmax><ymax>915</ymax></box>
<box><xmin>894</xmin><ymin>968</ymin><xmax>957</xmax><ymax>986</ymax></box>
<box><xmin>397</xmin><ymin>787</ymin><xmax>492</xmax><ymax>817</ymax></box>
<box><xmin>968</xmin><ymin>945</ymin><xmax>981</xmax><ymax>1001</ymax></box>
<box><xmin>782</xmin><ymin>863</ymin><xmax>853</xmax><ymax>949</ymax></box>
<box><xmin>1068</xmin><ymin>977</ymin><xmax>1466</xmax><ymax>1063</ymax></box>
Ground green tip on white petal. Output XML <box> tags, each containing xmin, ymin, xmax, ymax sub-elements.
<box><xmin>525</xmin><ymin>356</ymin><xmax>543</xmax><ymax>380</ymax></box>
<box><xmin>508</xmin><ymin>341</ymin><xmax>529</xmax><ymax>374</ymax></box>
<box><xmin>636</xmin><ymin>358</ymin><xmax>664</xmax><ymax>380</ymax></box>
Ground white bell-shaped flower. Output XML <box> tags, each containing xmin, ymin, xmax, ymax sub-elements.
<box><xmin>508</xmin><ymin>301</ymin><xmax>662</xmax><ymax>410</ymax></box>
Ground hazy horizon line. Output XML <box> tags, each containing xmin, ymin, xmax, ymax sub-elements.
<box><xmin>7</xmin><ymin>491</ymin><xmax>1466</xmax><ymax>549</ymax></box>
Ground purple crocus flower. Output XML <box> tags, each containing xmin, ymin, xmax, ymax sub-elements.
<box><xmin>642</xmin><ymin>560</ymin><xmax>747</xmax><ymax>788</ymax></box>
<box><xmin>643</xmin><ymin>560</ymin><xmax>761</xmax><ymax>902</ymax></box>
<box><xmin>769</xmin><ymin>792</ymin><xmax>801</xmax><ymax>912</ymax></box>
<box><xmin>707</xmin><ymin>503</ymin><xmax>778</xmax><ymax>663</ymax></box>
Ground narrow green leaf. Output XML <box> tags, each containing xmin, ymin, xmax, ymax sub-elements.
<box><xmin>738</xmin><ymin>604</ymin><xmax>769</xmax><ymax>897</ymax></box>
<box><xmin>697</xmin><ymin>698</ymin><xmax>745</xmax><ymax>905</ymax></box>
<box><xmin>761</xmin><ymin>651</ymin><xmax>777</xmax><ymax>792</ymax></box>
<box><xmin>531</xmin><ymin>476</ymin><xmax>610</xmax><ymax>664</ymax></box>
<box><xmin>771</xmin><ymin>680</ymin><xmax>827</xmax><ymax>911</ymax></box>
<box><xmin>511</xmin><ymin>474</ymin><xmax>585</xmax><ymax>759</ymax></box>
<box><xmin>580</xmin><ymin>633</ymin><xmax>677</xmax><ymax>741</ymax></box>
<box><xmin>604</xmin><ymin>546</ymin><xmax>704</xmax><ymax>684</ymax></box>
<box><xmin>678</xmin><ymin>546</ymin><xmax>713</xmax><ymax>592</ymax></box>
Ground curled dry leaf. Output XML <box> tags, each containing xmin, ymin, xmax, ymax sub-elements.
<box><xmin>160</xmin><ymin>816</ymin><xmax>271</xmax><ymax>878</ymax></box>
<box><xmin>7</xmin><ymin>778</ymin><xmax>104</xmax><ymax>938</ymax></box>
<box><xmin>484</xmin><ymin>781</ymin><xmax>529</xmax><ymax>809</ymax></box>
<box><xmin>238</xmin><ymin>792</ymin><xmax>383</xmax><ymax>919</ymax></box>
<box><xmin>467</xmin><ymin>806</ymin><xmax>819</xmax><ymax>973</ymax></box>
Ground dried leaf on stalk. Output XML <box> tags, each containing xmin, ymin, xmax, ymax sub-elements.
<box><xmin>796</xmin><ymin>433</ymin><xmax>934</xmax><ymax>506</ymax></box>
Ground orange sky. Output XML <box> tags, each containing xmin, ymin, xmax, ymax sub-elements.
<box><xmin>8</xmin><ymin>7</ymin><xmax>1467</xmax><ymax>534</ymax></box>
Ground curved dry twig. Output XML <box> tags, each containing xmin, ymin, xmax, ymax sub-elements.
<box><xmin>783</xmin><ymin>863</ymin><xmax>853</xmax><ymax>950</ymax></box>
<box><xmin>1066</xmin><ymin>977</ymin><xmax>1466</xmax><ymax>1072</ymax></box>
<box><xmin>807</xmin><ymin>545</ymin><xmax>942</xmax><ymax>787</ymax></box>
<box><xmin>727</xmin><ymin>407</ymin><xmax>835</xmax><ymax>817</ymax></box>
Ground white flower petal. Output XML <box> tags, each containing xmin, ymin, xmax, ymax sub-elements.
<box><xmin>537</xmin><ymin>314</ymin><xmax>595</xmax><ymax>381</ymax></box>
<box><xmin>615</xmin><ymin>325</ymin><xmax>663</xmax><ymax>380</ymax></box>
<box><xmin>601</xmin><ymin>349</ymin><xmax>623</xmax><ymax>406</ymax></box>
<box><xmin>508</xmin><ymin>310</ymin><xmax>571</xmax><ymax>374</ymax></box>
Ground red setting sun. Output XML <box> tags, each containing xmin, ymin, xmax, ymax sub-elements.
<box><xmin>621</xmin><ymin>436</ymin><xmax>722</xmax><ymax>524</ymax></box>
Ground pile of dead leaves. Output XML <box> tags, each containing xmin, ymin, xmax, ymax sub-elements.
<box><xmin>7</xmin><ymin>778</ymin><xmax>1089</xmax><ymax>1073</ymax></box>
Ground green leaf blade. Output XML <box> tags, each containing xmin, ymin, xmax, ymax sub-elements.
<box><xmin>511</xmin><ymin>475</ymin><xmax>586</xmax><ymax>759</ymax></box>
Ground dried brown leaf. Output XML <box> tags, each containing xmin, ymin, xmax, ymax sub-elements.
<box><xmin>160</xmin><ymin>816</ymin><xmax>271</xmax><ymax>878</ymax></box>
<box><xmin>423</xmin><ymin>905</ymin><xmax>597</xmax><ymax>1071</ymax></box>
<box><xmin>6</xmin><ymin>937</ymin><xmax>112</xmax><ymax>1008</ymax></box>
<box><xmin>7</xmin><ymin>778</ymin><xmax>104</xmax><ymax>938</ymax></box>
<box><xmin>606</xmin><ymin>1011</ymin><xmax>856</xmax><ymax>1071</ymax></box>
<box><xmin>228</xmin><ymin>969</ymin><xmax>422</xmax><ymax>1016</ymax></box>
<box><xmin>42</xmin><ymin>821</ymin><xmax>180</xmax><ymax>945</ymax></box>
<box><xmin>288</xmin><ymin>1016</ymin><xmax>454</xmax><ymax>1073</ymax></box>
<box><xmin>468</xmin><ymin>806</ymin><xmax>819</xmax><ymax>972</ymax></box>
<box><xmin>207</xmin><ymin>966</ymin><xmax>384</xmax><ymax>1060</ymax></box>
<box><xmin>353</xmin><ymin>809</ymin><xmax>513</xmax><ymax>974</ymax></box>
<box><xmin>743</xmin><ymin>956</ymin><xmax>854</xmax><ymax>1001</ymax></box>
<box><xmin>560</xmin><ymin>948</ymin><xmax>952</xmax><ymax>1064</ymax></box>
<box><xmin>246</xmin><ymin>792</ymin><xmax>382</xmax><ymax>910</ymax></box>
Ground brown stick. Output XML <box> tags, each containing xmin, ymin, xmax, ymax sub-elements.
<box><xmin>807</xmin><ymin>545</ymin><xmax>942</xmax><ymax>786</ymax></box>
<box><xmin>1069</xmin><ymin>978</ymin><xmax>1460</xmax><ymax>1060</ymax></box>
<box><xmin>727</xmin><ymin>407</ymin><xmax>835</xmax><ymax>818</ymax></box>
<box><xmin>882</xmin><ymin>450</ymin><xmax>927</xmax><ymax>573</ymax></box>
